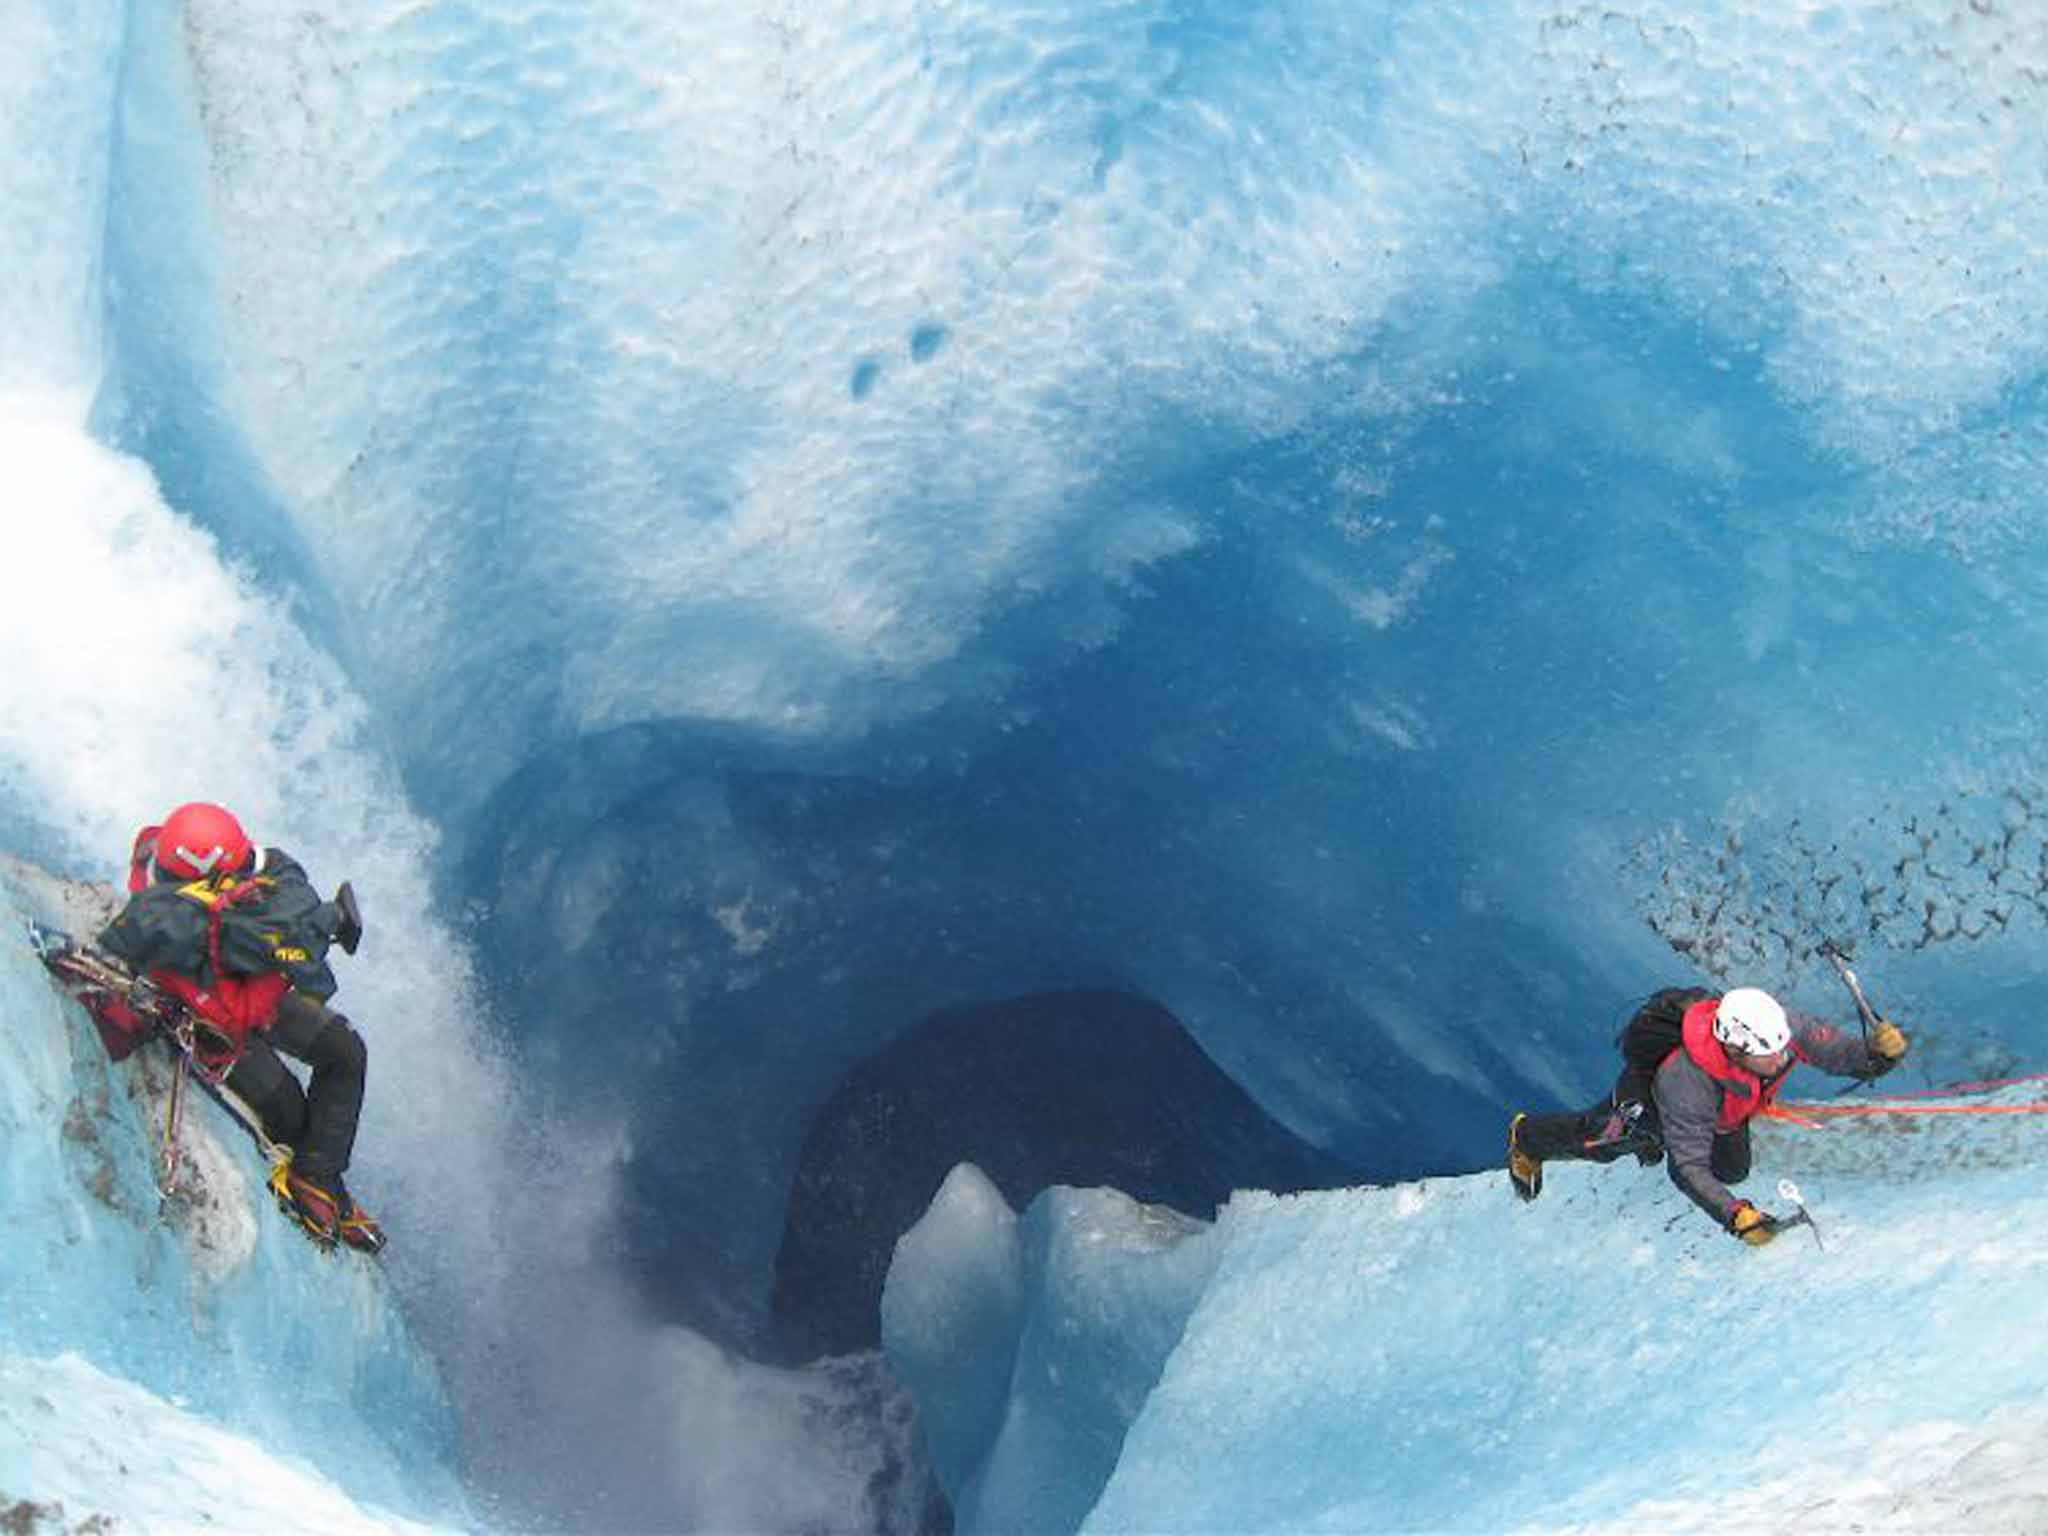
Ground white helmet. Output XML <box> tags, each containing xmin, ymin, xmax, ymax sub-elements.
<box><xmin>1714</xmin><ymin>987</ymin><xmax>1791</xmax><ymax>1056</ymax></box>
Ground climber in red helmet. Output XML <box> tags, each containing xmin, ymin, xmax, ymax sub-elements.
<box><xmin>96</xmin><ymin>801</ymin><xmax>384</xmax><ymax>1252</ymax></box>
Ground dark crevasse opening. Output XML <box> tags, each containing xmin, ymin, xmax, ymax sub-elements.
<box><xmin>768</xmin><ymin>988</ymin><xmax>1362</xmax><ymax>1364</ymax></box>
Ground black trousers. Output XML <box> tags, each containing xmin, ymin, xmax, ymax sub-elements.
<box><xmin>1519</xmin><ymin>1086</ymin><xmax>1752</xmax><ymax>1184</ymax></box>
<box><xmin>1517</xmin><ymin>1092</ymin><xmax>1656</xmax><ymax>1164</ymax></box>
<box><xmin>225</xmin><ymin>991</ymin><xmax>366</xmax><ymax>1187</ymax></box>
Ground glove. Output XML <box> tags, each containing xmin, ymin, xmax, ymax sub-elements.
<box><xmin>1870</xmin><ymin>1018</ymin><xmax>1908</xmax><ymax>1062</ymax></box>
<box><xmin>1729</xmin><ymin>1202</ymin><xmax>1780</xmax><ymax>1247</ymax></box>
<box><xmin>332</xmin><ymin>880</ymin><xmax>363</xmax><ymax>956</ymax></box>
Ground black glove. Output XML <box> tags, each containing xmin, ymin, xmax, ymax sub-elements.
<box><xmin>1729</xmin><ymin>1202</ymin><xmax>1781</xmax><ymax>1247</ymax></box>
<box><xmin>331</xmin><ymin>880</ymin><xmax>363</xmax><ymax>956</ymax></box>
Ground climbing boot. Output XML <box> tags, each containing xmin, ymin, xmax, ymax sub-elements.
<box><xmin>337</xmin><ymin>1197</ymin><xmax>387</xmax><ymax>1255</ymax></box>
<box><xmin>268</xmin><ymin>1158</ymin><xmax>386</xmax><ymax>1254</ymax></box>
<box><xmin>269</xmin><ymin>1158</ymin><xmax>342</xmax><ymax>1248</ymax></box>
<box><xmin>1508</xmin><ymin>1112</ymin><xmax>1543</xmax><ymax>1203</ymax></box>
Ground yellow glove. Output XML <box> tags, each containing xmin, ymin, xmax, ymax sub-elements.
<box><xmin>1870</xmin><ymin>1018</ymin><xmax>1908</xmax><ymax>1061</ymax></box>
<box><xmin>1729</xmin><ymin>1202</ymin><xmax>1778</xmax><ymax>1247</ymax></box>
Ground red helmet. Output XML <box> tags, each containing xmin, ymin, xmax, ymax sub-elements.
<box><xmin>155</xmin><ymin>802</ymin><xmax>255</xmax><ymax>880</ymax></box>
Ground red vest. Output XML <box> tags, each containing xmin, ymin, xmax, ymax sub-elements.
<box><xmin>1679</xmin><ymin>997</ymin><xmax>1787</xmax><ymax>1132</ymax></box>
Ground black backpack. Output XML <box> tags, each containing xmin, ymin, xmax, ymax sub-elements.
<box><xmin>1614</xmin><ymin>987</ymin><xmax>1714</xmax><ymax>1097</ymax></box>
<box><xmin>108</xmin><ymin>851</ymin><xmax>345</xmax><ymax>1002</ymax></box>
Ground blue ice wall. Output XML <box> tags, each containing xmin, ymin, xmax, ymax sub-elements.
<box><xmin>99</xmin><ymin>1</ymin><xmax>2048</xmax><ymax>1092</ymax></box>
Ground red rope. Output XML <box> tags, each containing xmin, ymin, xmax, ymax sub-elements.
<box><xmin>1764</xmin><ymin>1069</ymin><xmax>2048</xmax><ymax>1127</ymax></box>
<box><xmin>1769</xmin><ymin>1097</ymin><xmax>2048</xmax><ymax>1124</ymax></box>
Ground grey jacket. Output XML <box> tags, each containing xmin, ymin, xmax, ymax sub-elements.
<box><xmin>1654</xmin><ymin>1011</ymin><xmax>1894</xmax><ymax>1227</ymax></box>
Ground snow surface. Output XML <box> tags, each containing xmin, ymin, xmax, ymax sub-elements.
<box><xmin>887</xmin><ymin>1093</ymin><xmax>2048</xmax><ymax>1534</ymax></box>
<box><xmin>0</xmin><ymin>1352</ymin><xmax>455</xmax><ymax>1536</ymax></box>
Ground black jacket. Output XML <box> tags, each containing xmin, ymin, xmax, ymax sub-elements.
<box><xmin>98</xmin><ymin>847</ymin><xmax>342</xmax><ymax>1001</ymax></box>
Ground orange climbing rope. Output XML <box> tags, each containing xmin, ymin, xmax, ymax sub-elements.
<box><xmin>1767</xmin><ymin>1082</ymin><xmax>2048</xmax><ymax>1130</ymax></box>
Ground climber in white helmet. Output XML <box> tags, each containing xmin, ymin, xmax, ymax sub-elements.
<box><xmin>1506</xmin><ymin>983</ymin><xmax>1908</xmax><ymax>1245</ymax></box>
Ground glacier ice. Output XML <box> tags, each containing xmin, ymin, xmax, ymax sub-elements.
<box><xmin>0</xmin><ymin>1351</ymin><xmax>461</xmax><ymax>1536</ymax></box>
<box><xmin>888</xmin><ymin>1093</ymin><xmax>2048</xmax><ymax>1534</ymax></box>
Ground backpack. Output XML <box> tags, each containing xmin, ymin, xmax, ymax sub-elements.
<box><xmin>98</xmin><ymin>847</ymin><xmax>344</xmax><ymax>1067</ymax></box>
<box><xmin>1614</xmin><ymin>987</ymin><xmax>1714</xmax><ymax>1098</ymax></box>
<box><xmin>209</xmin><ymin>861</ymin><xmax>342</xmax><ymax>1000</ymax></box>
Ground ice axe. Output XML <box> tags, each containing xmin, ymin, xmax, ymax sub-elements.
<box><xmin>1818</xmin><ymin>939</ymin><xmax>1884</xmax><ymax>1045</ymax></box>
<box><xmin>26</xmin><ymin>920</ymin><xmax>186</xmax><ymax>1194</ymax></box>
<box><xmin>1774</xmin><ymin>1177</ymin><xmax>1824</xmax><ymax>1249</ymax></box>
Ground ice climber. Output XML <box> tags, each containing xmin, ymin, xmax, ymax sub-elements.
<box><xmin>1506</xmin><ymin>985</ymin><xmax>1908</xmax><ymax>1245</ymax></box>
<box><xmin>92</xmin><ymin>801</ymin><xmax>385</xmax><ymax>1252</ymax></box>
